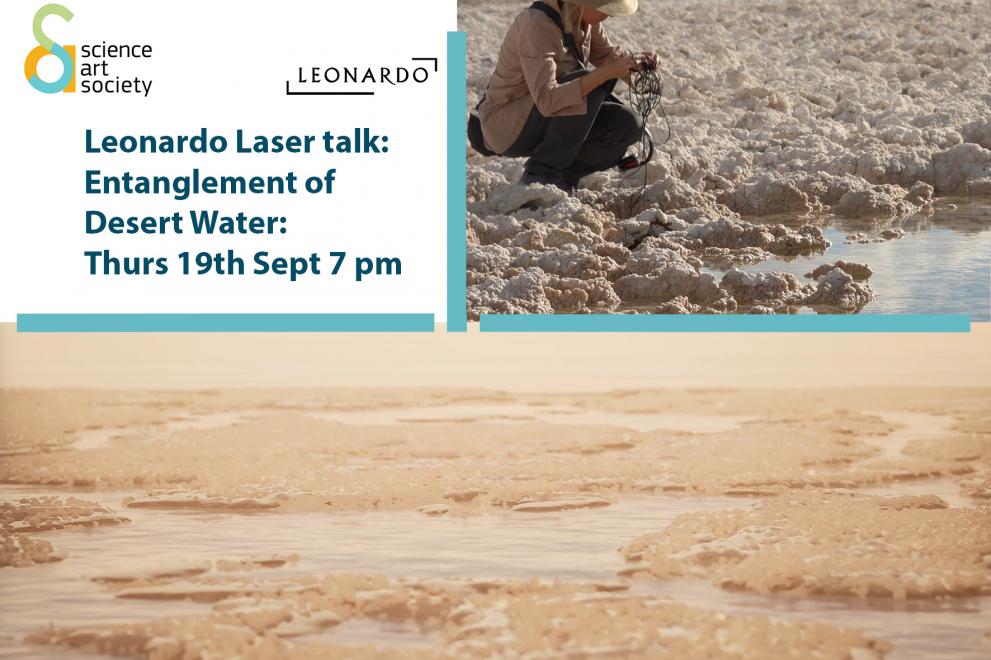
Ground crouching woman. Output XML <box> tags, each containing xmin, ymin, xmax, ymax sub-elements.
<box><xmin>472</xmin><ymin>0</ymin><xmax>657</xmax><ymax>193</ymax></box>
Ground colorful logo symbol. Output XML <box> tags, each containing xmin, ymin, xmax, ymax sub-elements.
<box><xmin>24</xmin><ymin>4</ymin><xmax>75</xmax><ymax>93</ymax></box>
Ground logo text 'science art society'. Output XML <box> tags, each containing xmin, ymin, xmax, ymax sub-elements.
<box><xmin>24</xmin><ymin>3</ymin><xmax>154</xmax><ymax>96</ymax></box>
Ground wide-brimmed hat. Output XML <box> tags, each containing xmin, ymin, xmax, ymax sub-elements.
<box><xmin>568</xmin><ymin>0</ymin><xmax>638</xmax><ymax>17</ymax></box>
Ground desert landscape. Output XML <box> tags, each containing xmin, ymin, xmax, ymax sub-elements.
<box><xmin>1</xmin><ymin>386</ymin><xmax>989</xmax><ymax>658</ymax></box>
<box><xmin>462</xmin><ymin>0</ymin><xmax>991</xmax><ymax>317</ymax></box>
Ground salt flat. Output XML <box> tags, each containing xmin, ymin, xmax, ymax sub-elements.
<box><xmin>460</xmin><ymin>0</ymin><xmax>991</xmax><ymax>316</ymax></box>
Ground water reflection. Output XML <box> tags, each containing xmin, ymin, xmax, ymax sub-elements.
<box><xmin>718</xmin><ymin>196</ymin><xmax>991</xmax><ymax>318</ymax></box>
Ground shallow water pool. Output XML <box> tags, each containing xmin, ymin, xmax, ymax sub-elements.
<box><xmin>707</xmin><ymin>197</ymin><xmax>991</xmax><ymax>318</ymax></box>
<box><xmin>2</xmin><ymin>485</ymin><xmax>987</xmax><ymax>659</ymax></box>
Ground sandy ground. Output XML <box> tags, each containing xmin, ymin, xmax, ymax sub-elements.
<box><xmin>1</xmin><ymin>386</ymin><xmax>989</xmax><ymax>657</ymax></box>
<box><xmin>460</xmin><ymin>0</ymin><xmax>991</xmax><ymax>316</ymax></box>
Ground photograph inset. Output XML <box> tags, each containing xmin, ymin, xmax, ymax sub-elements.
<box><xmin>463</xmin><ymin>0</ymin><xmax>991</xmax><ymax>318</ymax></box>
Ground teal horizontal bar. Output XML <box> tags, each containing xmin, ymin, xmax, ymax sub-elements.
<box><xmin>17</xmin><ymin>313</ymin><xmax>435</xmax><ymax>333</ymax></box>
<box><xmin>479</xmin><ymin>314</ymin><xmax>971</xmax><ymax>333</ymax></box>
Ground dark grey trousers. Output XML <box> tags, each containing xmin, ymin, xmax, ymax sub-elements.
<box><xmin>502</xmin><ymin>72</ymin><xmax>643</xmax><ymax>185</ymax></box>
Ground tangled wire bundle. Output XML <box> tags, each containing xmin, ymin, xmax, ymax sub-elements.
<box><xmin>621</xmin><ymin>64</ymin><xmax>672</xmax><ymax>204</ymax></box>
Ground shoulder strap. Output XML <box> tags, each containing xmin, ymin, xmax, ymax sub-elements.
<box><xmin>528</xmin><ymin>1</ymin><xmax>586</xmax><ymax>67</ymax></box>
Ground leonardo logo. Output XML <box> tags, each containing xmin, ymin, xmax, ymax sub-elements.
<box><xmin>24</xmin><ymin>3</ymin><xmax>75</xmax><ymax>94</ymax></box>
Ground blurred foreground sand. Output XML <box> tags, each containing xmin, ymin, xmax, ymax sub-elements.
<box><xmin>2</xmin><ymin>323</ymin><xmax>989</xmax><ymax>657</ymax></box>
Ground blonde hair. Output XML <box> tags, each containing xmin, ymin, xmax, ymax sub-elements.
<box><xmin>560</xmin><ymin>2</ymin><xmax>584</xmax><ymax>34</ymax></box>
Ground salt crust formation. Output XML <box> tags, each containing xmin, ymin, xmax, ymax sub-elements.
<box><xmin>3</xmin><ymin>388</ymin><xmax>988</xmax><ymax>511</ymax></box>
<box><xmin>622</xmin><ymin>492</ymin><xmax>991</xmax><ymax>599</ymax></box>
<box><xmin>0</xmin><ymin>533</ymin><xmax>63</xmax><ymax>568</ymax></box>
<box><xmin>1</xmin><ymin>496</ymin><xmax>128</xmax><ymax>568</ymax></box>
<box><xmin>2</xmin><ymin>388</ymin><xmax>989</xmax><ymax>656</ymax></box>
<box><xmin>460</xmin><ymin>0</ymin><xmax>990</xmax><ymax>317</ymax></box>
<box><xmin>27</xmin><ymin>572</ymin><xmax>889</xmax><ymax>658</ymax></box>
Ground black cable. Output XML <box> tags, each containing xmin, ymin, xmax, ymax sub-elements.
<box><xmin>621</xmin><ymin>63</ymin><xmax>672</xmax><ymax>209</ymax></box>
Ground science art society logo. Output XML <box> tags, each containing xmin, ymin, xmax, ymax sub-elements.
<box><xmin>23</xmin><ymin>4</ymin><xmax>155</xmax><ymax>97</ymax></box>
<box><xmin>24</xmin><ymin>3</ymin><xmax>75</xmax><ymax>93</ymax></box>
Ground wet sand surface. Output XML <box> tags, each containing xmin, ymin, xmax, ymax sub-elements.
<box><xmin>1</xmin><ymin>388</ymin><xmax>989</xmax><ymax>658</ymax></box>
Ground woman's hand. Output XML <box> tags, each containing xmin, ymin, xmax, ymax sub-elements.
<box><xmin>600</xmin><ymin>52</ymin><xmax>636</xmax><ymax>80</ymax></box>
<box><xmin>634</xmin><ymin>52</ymin><xmax>659</xmax><ymax>72</ymax></box>
<box><xmin>579</xmin><ymin>52</ymin><xmax>634</xmax><ymax>98</ymax></box>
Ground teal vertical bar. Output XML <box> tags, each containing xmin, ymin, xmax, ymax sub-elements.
<box><xmin>446</xmin><ymin>31</ymin><xmax>468</xmax><ymax>332</ymax></box>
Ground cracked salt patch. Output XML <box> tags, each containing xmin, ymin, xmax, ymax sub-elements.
<box><xmin>639</xmin><ymin>581</ymin><xmax>991</xmax><ymax>660</ymax></box>
<box><xmin>312</xmin><ymin>404</ymin><xmax>752</xmax><ymax>434</ymax></box>
<box><xmin>866</xmin><ymin>411</ymin><xmax>956</xmax><ymax>463</ymax></box>
<box><xmin>854</xmin><ymin>411</ymin><xmax>978</xmax><ymax>508</ymax></box>
<box><xmin>69</xmin><ymin>411</ymin><xmax>259</xmax><ymax>451</ymax></box>
<box><xmin>849</xmin><ymin>411</ymin><xmax>984</xmax><ymax>507</ymax></box>
<box><xmin>860</xmin><ymin>477</ymin><xmax>980</xmax><ymax>510</ymax></box>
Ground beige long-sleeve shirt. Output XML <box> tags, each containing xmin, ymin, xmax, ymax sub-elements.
<box><xmin>477</xmin><ymin>0</ymin><xmax>626</xmax><ymax>154</ymax></box>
